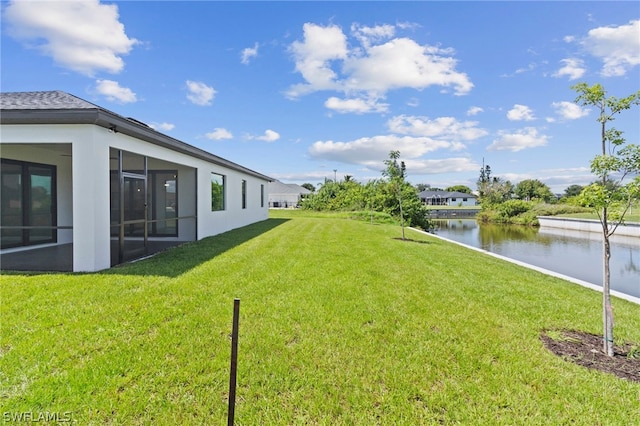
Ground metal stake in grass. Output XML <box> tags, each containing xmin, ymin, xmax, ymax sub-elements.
<box><xmin>227</xmin><ymin>298</ymin><xmax>240</xmax><ymax>426</ymax></box>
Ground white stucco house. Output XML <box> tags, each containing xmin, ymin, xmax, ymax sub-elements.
<box><xmin>0</xmin><ymin>91</ymin><xmax>272</xmax><ymax>272</ymax></box>
<box><xmin>268</xmin><ymin>180</ymin><xmax>311</xmax><ymax>208</ymax></box>
<box><xmin>418</xmin><ymin>190</ymin><xmax>478</xmax><ymax>206</ymax></box>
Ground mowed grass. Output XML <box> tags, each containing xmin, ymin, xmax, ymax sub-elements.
<box><xmin>559</xmin><ymin>211</ymin><xmax>640</xmax><ymax>223</ymax></box>
<box><xmin>1</xmin><ymin>210</ymin><xmax>639</xmax><ymax>424</ymax></box>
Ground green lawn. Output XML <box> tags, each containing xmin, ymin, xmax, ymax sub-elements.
<box><xmin>558</xmin><ymin>211</ymin><xmax>640</xmax><ymax>223</ymax></box>
<box><xmin>2</xmin><ymin>210</ymin><xmax>639</xmax><ymax>424</ymax></box>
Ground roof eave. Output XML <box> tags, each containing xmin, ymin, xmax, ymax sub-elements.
<box><xmin>1</xmin><ymin>109</ymin><xmax>273</xmax><ymax>182</ymax></box>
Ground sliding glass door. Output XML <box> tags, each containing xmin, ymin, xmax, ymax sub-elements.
<box><xmin>1</xmin><ymin>159</ymin><xmax>56</xmax><ymax>249</ymax></box>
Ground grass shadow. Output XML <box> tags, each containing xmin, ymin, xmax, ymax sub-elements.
<box><xmin>102</xmin><ymin>218</ymin><xmax>289</xmax><ymax>277</ymax></box>
<box><xmin>392</xmin><ymin>237</ymin><xmax>433</xmax><ymax>244</ymax></box>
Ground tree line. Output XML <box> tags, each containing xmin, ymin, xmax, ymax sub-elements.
<box><xmin>299</xmin><ymin>151</ymin><xmax>432</xmax><ymax>231</ymax></box>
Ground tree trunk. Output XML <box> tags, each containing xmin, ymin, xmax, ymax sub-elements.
<box><xmin>600</xmin><ymin>115</ymin><xmax>614</xmax><ymax>357</ymax></box>
<box><xmin>398</xmin><ymin>186</ymin><xmax>405</xmax><ymax>240</ymax></box>
<box><xmin>602</xmin><ymin>208</ymin><xmax>614</xmax><ymax>356</ymax></box>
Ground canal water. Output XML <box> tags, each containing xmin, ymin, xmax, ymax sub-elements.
<box><xmin>431</xmin><ymin>219</ymin><xmax>640</xmax><ymax>299</ymax></box>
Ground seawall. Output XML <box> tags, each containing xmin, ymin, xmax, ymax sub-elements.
<box><xmin>410</xmin><ymin>226</ymin><xmax>640</xmax><ymax>305</ymax></box>
<box><xmin>537</xmin><ymin>216</ymin><xmax>640</xmax><ymax>238</ymax></box>
<box><xmin>428</xmin><ymin>208</ymin><xmax>480</xmax><ymax>219</ymax></box>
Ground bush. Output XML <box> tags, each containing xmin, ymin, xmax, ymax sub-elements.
<box><xmin>479</xmin><ymin>201</ymin><xmax>592</xmax><ymax>226</ymax></box>
<box><xmin>300</xmin><ymin>179</ymin><xmax>432</xmax><ymax>231</ymax></box>
<box><xmin>530</xmin><ymin>203</ymin><xmax>591</xmax><ymax>216</ymax></box>
<box><xmin>498</xmin><ymin>200</ymin><xmax>532</xmax><ymax>218</ymax></box>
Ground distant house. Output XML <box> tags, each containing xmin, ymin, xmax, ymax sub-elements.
<box><xmin>418</xmin><ymin>190</ymin><xmax>477</xmax><ymax>206</ymax></box>
<box><xmin>1</xmin><ymin>91</ymin><xmax>272</xmax><ymax>272</ymax></box>
<box><xmin>268</xmin><ymin>180</ymin><xmax>311</xmax><ymax>208</ymax></box>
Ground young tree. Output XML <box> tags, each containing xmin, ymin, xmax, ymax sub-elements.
<box><xmin>477</xmin><ymin>163</ymin><xmax>492</xmax><ymax>198</ymax></box>
<box><xmin>477</xmin><ymin>164</ymin><xmax>513</xmax><ymax>206</ymax></box>
<box><xmin>383</xmin><ymin>150</ymin><xmax>407</xmax><ymax>240</ymax></box>
<box><xmin>573</xmin><ymin>82</ymin><xmax>640</xmax><ymax>356</ymax></box>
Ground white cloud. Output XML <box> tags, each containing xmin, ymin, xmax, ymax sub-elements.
<box><xmin>343</xmin><ymin>37</ymin><xmax>473</xmax><ymax>96</ymax></box>
<box><xmin>324</xmin><ymin>96</ymin><xmax>389</xmax><ymax>114</ymax></box>
<box><xmin>271</xmin><ymin>171</ymin><xmax>347</xmax><ymax>183</ymax></box>
<box><xmin>387</xmin><ymin>115</ymin><xmax>488</xmax><ymax>141</ymax></box>
<box><xmin>351</xmin><ymin>23</ymin><xmax>395</xmax><ymax>48</ymax></box>
<box><xmin>95</xmin><ymin>79</ymin><xmax>137</xmax><ymax>103</ymax></box>
<box><xmin>582</xmin><ymin>19</ymin><xmax>640</xmax><ymax>77</ymax></box>
<box><xmin>466</xmin><ymin>106</ymin><xmax>484</xmax><ymax>116</ymax></box>
<box><xmin>308</xmin><ymin>133</ymin><xmax>478</xmax><ymax>175</ymax></box>
<box><xmin>550</xmin><ymin>101</ymin><xmax>590</xmax><ymax>120</ymax></box>
<box><xmin>537</xmin><ymin>167</ymin><xmax>592</xmax><ymax>192</ymax></box>
<box><xmin>149</xmin><ymin>122</ymin><xmax>175</xmax><ymax>132</ymax></box>
<box><xmin>487</xmin><ymin>127</ymin><xmax>549</xmax><ymax>152</ymax></box>
<box><xmin>407</xmin><ymin>98</ymin><xmax>420</xmax><ymax>107</ymax></box>
<box><xmin>553</xmin><ymin>58</ymin><xmax>586</xmax><ymax>80</ymax></box>
<box><xmin>241</xmin><ymin>43</ymin><xmax>259</xmax><ymax>64</ymax></box>
<box><xmin>402</xmin><ymin>157</ymin><xmax>479</xmax><ymax>175</ymax></box>
<box><xmin>249</xmin><ymin>129</ymin><xmax>280</xmax><ymax>142</ymax></box>
<box><xmin>287</xmin><ymin>23</ymin><xmax>348</xmax><ymax>97</ymax></box>
<box><xmin>507</xmin><ymin>104</ymin><xmax>535</xmax><ymax>121</ymax></box>
<box><xmin>287</xmin><ymin>22</ymin><xmax>473</xmax><ymax>104</ymax></box>
<box><xmin>396</xmin><ymin>21</ymin><xmax>420</xmax><ymax>31</ymax></box>
<box><xmin>206</xmin><ymin>128</ymin><xmax>233</xmax><ymax>140</ymax></box>
<box><xmin>4</xmin><ymin>0</ymin><xmax>138</xmax><ymax>76</ymax></box>
<box><xmin>309</xmin><ymin>135</ymin><xmax>452</xmax><ymax>166</ymax></box>
<box><xmin>186</xmin><ymin>80</ymin><xmax>216</xmax><ymax>106</ymax></box>
<box><xmin>502</xmin><ymin>167</ymin><xmax>592</xmax><ymax>193</ymax></box>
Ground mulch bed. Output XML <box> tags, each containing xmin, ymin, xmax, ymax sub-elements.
<box><xmin>541</xmin><ymin>329</ymin><xmax>640</xmax><ymax>382</ymax></box>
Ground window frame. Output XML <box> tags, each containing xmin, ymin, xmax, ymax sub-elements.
<box><xmin>211</xmin><ymin>172</ymin><xmax>226</xmax><ymax>211</ymax></box>
<box><xmin>241</xmin><ymin>179</ymin><xmax>247</xmax><ymax>209</ymax></box>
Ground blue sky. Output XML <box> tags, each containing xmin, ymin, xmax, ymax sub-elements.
<box><xmin>2</xmin><ymin>1</ymin><xmax>639</xmax><ymax>193</ymax></box>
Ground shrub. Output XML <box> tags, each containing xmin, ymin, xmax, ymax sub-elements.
<box><xmin>498</xmin><ymin>200</ymin><xmax>532</xmax><ymax>218</ymax></box>
<box><xmin>530</xmin><ymin>203</ymin><xmax>590</xmax><ymax>216</ymax></box>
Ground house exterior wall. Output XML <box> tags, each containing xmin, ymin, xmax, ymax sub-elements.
<box><xmin>446</xmin><ymin>197</ymin><xmax>477</xmax><ymax>207</ymax></box>
<box><xmin>1</xmin><ymin>123</ymin><xmax>270</xmax><ymax>271</ymax></box>
<box><xmin>73</xmin><ymin>126</ymin><xmax>111</xmax><ymax>271</ymax></box>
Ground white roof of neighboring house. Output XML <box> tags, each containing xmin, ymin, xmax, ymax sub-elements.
<box><xmin>268</xmin><ymin>180</ymin><xmax>311</xmax><ymax>196</ymax></box>
<box><xmin>0</xmin><ymin>91</ymin><xmax>272</xmax><ymax>181</ymax></box>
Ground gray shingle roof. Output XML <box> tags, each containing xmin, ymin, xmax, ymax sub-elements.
<box><xmin>0</xmin><ymin>90</ymin><xmax>99</xmax><ymax>110</ymax></box>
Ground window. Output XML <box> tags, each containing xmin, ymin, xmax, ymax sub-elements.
<box><xmin>1</xmin><ymin>159</ymin><xmax>56</xmax><ymax>249</ymax></box>
<box><xmin>261</xmin><ymin>184</ymin><xmax>264</xmax><ymax>208</ymax></box>
<box><xmin>241</xmin><ymin>180</ymin><xmax>247</xmax><ymax>209</ymax></box>
<box><xmin>211</xmin><ymin>172</ymin><xmax>225</xmax><ymax>211</ymax></box>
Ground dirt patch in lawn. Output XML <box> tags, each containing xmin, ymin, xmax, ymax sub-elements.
<box><xmin>541</xmin><ymin>329</ymin><xmax>640</xmax><ymax>382</ymax></box>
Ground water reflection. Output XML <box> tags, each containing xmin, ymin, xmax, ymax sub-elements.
<box><xmin>432</xmin><ymin>219</ymin><xmax>640</xmax><ymax>299</ymax></box>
